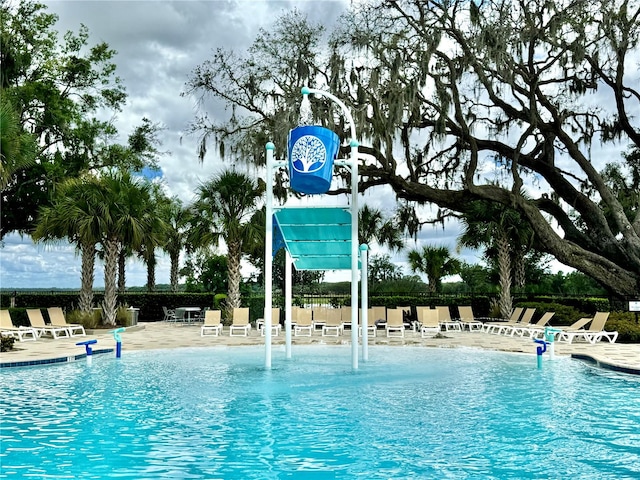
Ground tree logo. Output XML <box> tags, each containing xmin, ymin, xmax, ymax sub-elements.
<box><xmin>290</xmin><ymin>135</ymin><xmax>327</xmax><ymax>174</ymax></box>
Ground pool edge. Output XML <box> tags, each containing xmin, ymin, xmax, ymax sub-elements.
<box><xmin>0</xmin><ymin>348</ymin><xmax>114</xmax><ymax>369</ymax></box>
<box><xmin>571</xmin><ymin>353</ymin><xmax>640</xmax><ymax>375</ymax></box>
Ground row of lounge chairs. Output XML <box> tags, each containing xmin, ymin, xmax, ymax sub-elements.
<box><xmin>375</xmin><ymin>305</ymin><xmax>617</xmax><ymax>344</ymax></box>
<box><xmin>461</xmin><ymin>306</ymin><xmax>618</xmax><ymax>344</ymax></box>
<box><xmin>0</xmin><ymin>308</ymin><xmax>86</xmax><ymax>341</ymax></box>
<box><xmin>200</xmin><ymin>305</ymin><xmax>465</xmax><ymax>339</ymax></box>
<box><xmin>197</xmin><ymin>304</ymin><xmax>618</xmax><ymax>345</ymax></box>
<box><xmin>201</xmin><ymin>306</ymin><xmax>394</xmax><ymax>338</ymax></box>
<box><xmin>200</xmin><ymin>308</ymin><xmax>254</xmax><ymax>337</ymax></box>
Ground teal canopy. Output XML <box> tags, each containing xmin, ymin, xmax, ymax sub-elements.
<box><xmin>273</xmin><ymin>207</ymin><xmax>355</xmax><ymax>271</ymax></box>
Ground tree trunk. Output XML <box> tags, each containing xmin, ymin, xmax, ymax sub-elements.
<box><xmin>170</xmin><ymin>251</ymin><xmax>180</xmax><ymax>292</ymax></box>
<box><xmin>118</xmin><ymin>249</ymin><xmax>126</xmax><ymax>293</ymax></box>
<box><xmin>226</xmin><ymin>240</ymin><xmax>242</xmax><ymax>317</ymax></box>
<box><xmin>146</xmin><ymin>251</ymin><xmax>156</xmax><ymax>292</ymax></box>
<box><xmin>513</xmin><ymin>248</ymin><xmax>526</xmax><ymax>289</ymax></box>
<box><xmin>78</xmin><ymin>241</ymin><xmax>96</xmax><ymax>313</ymax></box>
<box><xmin>496</xmin><ymin>231</ymin><xmax>513</xmax><ymax>320</ymax></box>
<box><xmin>427</xmin><ymin>275</ymin><xmax>437</xmax><ymax>294</ymax></box>
<box><xmin>102</xmin><ymin>238</ymin><xmax>119</xmax><ymax>325</ymax></box>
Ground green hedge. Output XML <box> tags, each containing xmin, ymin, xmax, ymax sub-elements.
<box><xmin>514</xmin><ymin>302</ymin><xmax>589</xmax><ymax>326</ymax></box>
<box><xmin>605</xmin><ymin>312</ymin><xmax>640</xmax><ymax>343</ymax></box>
<box><xmin>3</xmin><ymin>293</ymin><xmax>218</xmax><ymax>322</ymax></box>
<box><xmin>525</xmin><ymin>295</ymin><xmax>610</xmax><ymax>314</ymax></box>
<box><xmin>5</xmin><ymin>308</ymin><xmax>30</xmax><ymax>327</ymax></box>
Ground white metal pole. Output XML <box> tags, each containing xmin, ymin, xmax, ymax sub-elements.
<box><xmin>264</xmin><ymin>142</ymin><xmax>275</xmax><ymax>369</ymax></box>
<box><xmin>349</xmin><ymin>140</ymin><xmax>359</xmax><ymax>370</ymax></box>
<box><xmin>360</xmin><ymin>244</ymin><xmax>369</xmax><ymax>361</ymax></box>
<box><xmin>285</xmin><ymin>249</ymin><xmax>293</xmax><ymax>359</ymax></box>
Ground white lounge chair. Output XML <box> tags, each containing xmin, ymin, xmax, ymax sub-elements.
<box><xmin>457</xmin><ymin>306</ymin><xmax>483</xmax><ymax>331</ymax></box>
<box><xmin>229</xmin><ymin>307</ymin><xmax>251</xmax><ymax>337</ymax></box>
<box><xmin>311</xmin><ymin>306</ymin><xmax>327</xmax><ymax>332</ymax></box>
<box><xmin>322</xmin><ymin>308</ymin><xmax>343</xmax><ymax>337</ymax></box>
<box><xmin>414</xmin><ymin>305</ymin><xmax>430</xmax><ymax>329</ymax></box>
<box><xmin>558</xmin><ymin>312</ymin><xmax>617</xmax><ymax>344</ymax></box>
<box><xmin>371</xmin><ymin>306</ymin><xmax>387</xmax><ymax>329</ymax></box>
<box><xmin>294</xmin><ymin>308</ymin><xmax>313</xmax><ymax>336</ymax></box>
<box><xmin>27</xmin><ymin>309</ymin><xmax>70</xmax><ymax>339</ymax></box>
<box><xmin>510</xmin><ymin>312</ymin><xmax>555</xmax><ymax>338</ymax></box>
<box><xmin>340</xmin><ymin>306</ymin><xmax>352</xmax><ymax>330</ymax></box>
<box><xmin>540</xmin><ymin>316</ymin><xmax>592</xmax><ymax>341</ymax></box>
<box><xmin>498</xmin><ymin>308</ymin><xmax>535</xmax><ymax>336</ymax></box>
<box><xmin>385</xmin><ymin>308</ymin><xmax>405</xmax><ymax>338</ymax></box>
<box><xmin>438</xmin><ymin>306</ymin><xmax>462</xmax><ymax>332</ymax></box>
<box><xmin>259</xmin><ymin>308</ymin><xmax>282</xmax><ymax>336</ymax></box>
<box><xmin>47</xmin><ymin>307</ymin><xmax>86</xmax><ymax>336</ymax></box>
<box><xmin>358</xmin><ymin>308</ymin><xmax>376</xmax><ymax>338</ymax></box>
<box><xmin>0</xmin><ymin>310</ymin><xmax>38</xmax><ymax>341</ymax></box>
<box><xmin>420</xmin><ymin>308</ymin><xmax>440</xmax><ymax>338</ymax></box>
<box><xmin>482</xmin><ymin>307</ymin><xmax>524</xmax><ymax>334</ymax></box>
<box><xmin>497</xmin><ymin>308</ymin><xmax>535</xmax><ymax>335</ymax></box>
<box><xmin>201</xmin><ymin>310</ymin><xmax>223</xmax><ymax>336</ymax></box>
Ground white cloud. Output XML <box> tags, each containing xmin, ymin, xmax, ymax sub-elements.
<box><xmin>0</xmin><ymin>0</ymin><xmax>349</xmax><ymax>289</ymax></box>
<box><xmin>5</xmin><ymin>0</ymin><xmax>622</xmax><ymax>289</ymax></box>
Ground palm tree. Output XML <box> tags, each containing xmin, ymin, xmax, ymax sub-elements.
<box><xmin>458</xmin><ymin>200</ymin><xmax>534</xmax><ymax>318</ymax></box>
<box><xmin>158</xmin><ymin>196</ymin><xmax>189</xmax><ymax>292</ymax></box>
<box><xmin>95</xmin><ymin>171</ymin><xmax>162</xmax><ymax>325</ymax></box>
<box><xmin>407</xmin><ymin>245</ymin><xmax>461</xmax><ymax>293</ymax></box>
<box><xmin>33</xmin><ymin>175</ymin><xmax>102</xmax><ymax>313</ymax></box>
<box><xmin>117</xmin><ymin>247</ymin><xmax>132</xmax><ymax>293</ymax></box>
<box><xmin>136</xmin><ymin>185</ymin><xmax>169</xmax><ymax>292</ymax></box>
<box><xmin>188</xmin><ymin>169</ymin><xmax>263</xmax><ymax>314</ymax></box>
<box><xmin>358</xmin><ymin>205</ymin><xmax>404</xmax><ymax>251</ymax></box>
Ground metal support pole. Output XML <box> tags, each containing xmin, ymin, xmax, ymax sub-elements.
<box><xmin>264</xmin><ymin>142</ymin><xmax>275</xmax><ymax>369</ymax></box>
<box><xmin>350</xmin><ymin>141</ymin><xmax>359</xmax><ymax>370</ymax></box>
<box><xmin>285</xmin><ymin>250</ymin><xmax>293</xmax><ymax>359</ymax></box>
<box><xmin>360</xmin><ymin>244</ymin><xmax>369</xmax><ymax>361</ymax></box>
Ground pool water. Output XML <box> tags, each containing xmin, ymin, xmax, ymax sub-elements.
<box><xmin>1</xmin><ymin>346</ymin><xmax>639</xmax><ymax>479</ymax></box>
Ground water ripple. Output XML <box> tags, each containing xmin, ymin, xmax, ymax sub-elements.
<box><xmin>1</xmin><ymin>346</ymin><xmax>638</xmax><ymax>479</ymax></box>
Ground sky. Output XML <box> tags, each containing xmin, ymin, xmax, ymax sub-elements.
<box><xmin>0</xmin><ymin>0</ymin><xmax>596</xmax><ymax>290</ymax></box>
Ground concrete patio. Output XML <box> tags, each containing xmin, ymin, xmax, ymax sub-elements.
<box><xmin>2</xmin><ymin>321</ymin><xmax>639</xmax><ymax>374</ymax></box>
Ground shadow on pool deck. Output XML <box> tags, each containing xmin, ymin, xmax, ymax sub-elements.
<box><xmin>2</xmin><ymin>322</ymin><xmax>640</xmax><ymax>373</ymax></box>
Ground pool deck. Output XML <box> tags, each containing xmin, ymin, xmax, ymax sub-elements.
<box><xmin>2</xmin><ymin>321</ymin><xmax>640</xmax><ymax>373</ymax></box>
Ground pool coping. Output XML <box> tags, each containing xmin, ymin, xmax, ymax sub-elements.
<box><xmin>5</xmin><ymin>349</ymin><xmax>638</xmax><ymax>375</ymax></box>
<box><xmin>2</xmin><ymin>322</ymin><xmax>639</xmax><ymax>374</ymax></box>
<box><xmin>0</xmin><ymin>348</ymin><xmax>114</xmax><ymax>369</ymax></box>
<box><xmin>571</xmin><ymin>353</ymin><xmax>640</xmax><ymax>375</ymax></box>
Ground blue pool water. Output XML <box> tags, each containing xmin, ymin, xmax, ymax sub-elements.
<box><xmin>1</xmin><ymin>346</ymin><xmax>639</xmax><ymax>479</ymax></box>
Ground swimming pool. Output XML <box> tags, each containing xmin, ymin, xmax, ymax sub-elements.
<box><xmin>1</xmin><ymin>346</ymin><xmax>639</xmax><ymax>479</ymax></box>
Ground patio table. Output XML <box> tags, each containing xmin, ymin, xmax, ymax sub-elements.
<box><xmin>175</xmin><ymin>307</ymin><xmax>201</xmax><ymax>323</ymax></box>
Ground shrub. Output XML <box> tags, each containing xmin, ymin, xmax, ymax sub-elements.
<box><xmin>214</xmin><ymin>293</ymin><xmax>227</xmax><ymax>310</ymax></box>
<box><xmin>1</xmin><ymin>334</ymin><xmax>16</xmax><ymax>352</ymax></box>
<box><xmin>116</xmin><ymin>305</ymin><xmax>132</xmax><ymax>327</ymax></box>
<box><xmin>515</xmin><ymin>302</ymin><xmax>588</xmax><ymax>326</ymax></box>
<box><xmin>487</xmin><ymin>298</ymin><xmax>501</xmax><ymax>319</ymax></box>
<box><xmin>66</xmin><ymin>309</ymin><xmax>102</xmax><ymax>329</ymax></box>
<box><xmin>605</xmin><ymin>312</ymin><xmax>640</xmax><ymax>344</ymax></box>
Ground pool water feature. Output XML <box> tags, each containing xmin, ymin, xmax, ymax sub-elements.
<box><xmin>1</xmin><ymin>346</ymin><xmax>639</xmax><ymax>479</ymax></box>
